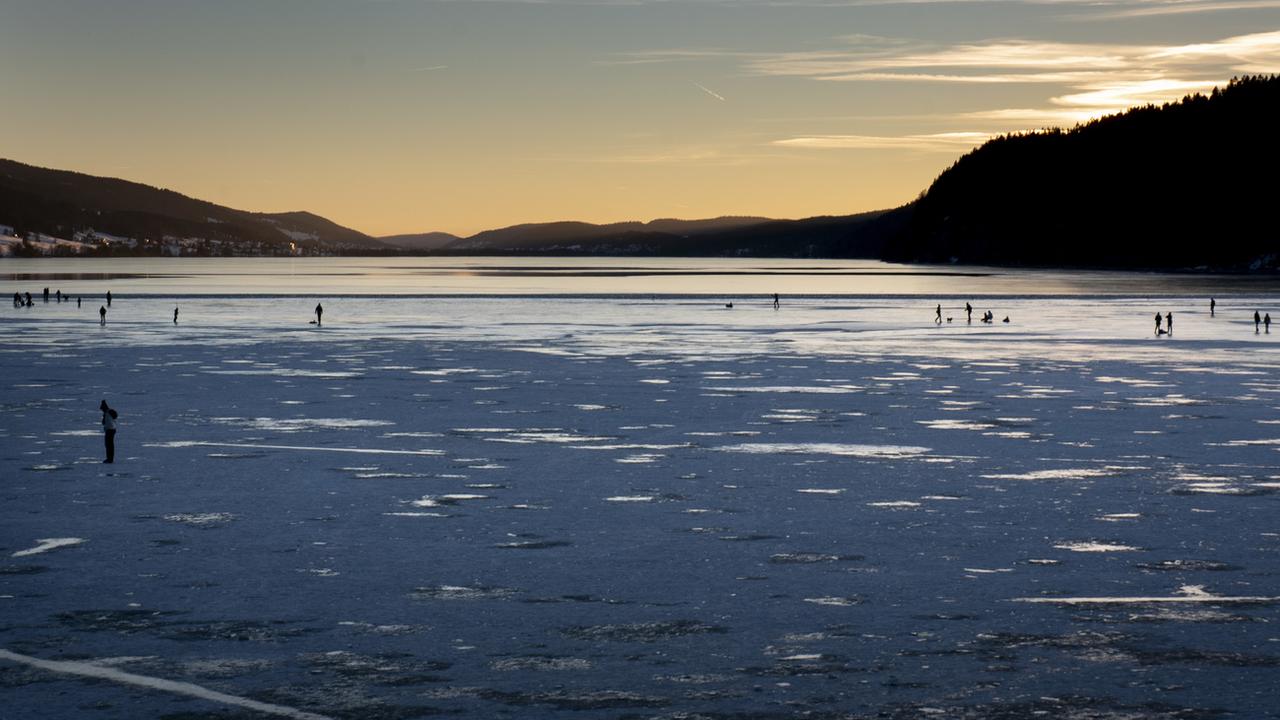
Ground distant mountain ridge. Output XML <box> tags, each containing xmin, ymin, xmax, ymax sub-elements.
<box><xmin>0</xmin><ymin>159</ymin><xmax>384</xmax><ymax>253</ymax></box>
<box><xmin>378</xmin><ymin>231</ymin><xmax>461</xmax><ymax>251</ymax></box>
<box><xmin>375</xmin><ymin>212</ymin><xmax>897</xmax><ymax>258</ymax></box>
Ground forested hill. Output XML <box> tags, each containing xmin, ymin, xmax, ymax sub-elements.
<box><xmin>0</xmin><ymin>159</ymin><xmax>385</xmax><ymax>252</ymax></box>
<box><xmin>884</xmin><ymin>75</ymin><xmax>1280</xmax><ymax>271</ymax></box>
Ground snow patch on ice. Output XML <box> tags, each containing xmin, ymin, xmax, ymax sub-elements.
<box><xmin>1053</xmin><ymin>541</ymin><xmax>1142</xmax><ymax>553</ymax></box>
<box><xmin>11</xmin><ymin>538</ymin><xmax>85</xmax><ymax>557</ymax></box>
<box><xmin>718</xmin><ymin>443</ymin><xmax>930</xmax><ymax>459</ymax></box>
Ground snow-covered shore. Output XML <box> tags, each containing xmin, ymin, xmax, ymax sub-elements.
<box><xmin>3</xmin><ymin>294</ymin><xmax>1280</xmax><ymax>718</ymax></box>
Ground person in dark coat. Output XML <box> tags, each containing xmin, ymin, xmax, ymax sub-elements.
<box><xmin>100</xmin><ymin>400</ymin><xmax>118</xmax><ymax>463</ymax></box>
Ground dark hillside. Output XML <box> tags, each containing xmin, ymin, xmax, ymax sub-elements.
<box><xmin>886</xmin><ymin>75</ymin><xmax>1280</xmax><ymax>271</ymax></box>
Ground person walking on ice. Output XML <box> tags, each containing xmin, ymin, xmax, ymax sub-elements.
<box><xmin>100</xmin><ymin>400</ymin><xmax>118</xmax><ymax>463</ymax></box>
<box><xmin>1154</xmin><ymin>312</ymin><xmax>1162</xmax><ymax>335</ymax></box>
<box><xmin>314</xmin><ymin>302</ymin><xmax>323</xmax><ymax>326</ymax></box>
<box><xmin>1266</xmin><ymin>313</ymin><xmax>1272</xmax><ymax>334</ymax></box>
<box><xmin>935</xmin><ymin>304</ymin><xmax>942</xmax><ymax>325</ymax></box>
<box><xmin>99</xmin><ymin>305</ymin><xmax>106</xmax><ymax>325</ymax></box>
<box><xmin>1256</xmin><ymin>311</ymin><xmax>1262</xmax><ymax>333</ymax></box>
<box><xmin>1166</xmin><ymin>312</ymin><xmax>1173</xmax><ymax>335</ymax></box>
<box><xmin>174</xmin><ymin>307</ymin><xmax>179</xmax><ymax>324</ymax></box>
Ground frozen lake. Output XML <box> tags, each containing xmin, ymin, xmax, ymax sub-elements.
<box><xmin>3</xmin><ymin>259</ymin><xmax>1280</xmax><ymax>719</ymax></box>
<box><xmin>7</xmin><ymin>256</ymin><xmax>1280</xmax><ymax>296</ymax></box>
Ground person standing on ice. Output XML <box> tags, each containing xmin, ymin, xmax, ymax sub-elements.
<box><xmin>1266</xmin><ymin>314</ymin><xmax>1272</xmax><ymax>334</ymax></box>
<box><xmin>1256</xmin><ymin>311</ymin><xmax>1262</xmax><ymax>333</ymax></box>
<box><xmin>965</xmin><ymin>302</ymin><xmax>972</xmax><ymax>323</ymax></box>
<box><xmin>173</xmin><ymin>307</ymin><xmax>179</xmax><ymax>324</ymax></box>
<box><xmin>1166</xmin><ymin>312</ymin><xmax>1173</xmax><ymax>335</ymax></box>
<box><xmin>935</xmin><ymin>304</ymin><xmax>942</xmax><ymax>324</ymax></box>
<box><xmin>106</xmin><ymin>291</ymin><xmax>112</xmax><ymax>307</ymax></box>
<box><xmin>99</xmin><ymin>305</ymin><xmax>106</xmax><ymax>324</ymax></box>
<box><xmin>1210</xmin><ymin>298</ymin><xmax>1216</xmax><ymax>316</ymax></box>
<box><xmin>773</xmin><ymin>293</ymin><xmax>780</xmax><ymax>310</ymax></box>
<box><xmin>1154</xmin><ymin>312</ymin><xmax>1162</xmax><ymax>335</ymax></box>
<box><xmin>315</xmin><ymin>302</ymin><xmax>323</xmax><ymax>325</ymax></box>
<box><xmin>100</xmin><ymin>400</ymin><xmax>117</xmax><ymax>463</ymax></box>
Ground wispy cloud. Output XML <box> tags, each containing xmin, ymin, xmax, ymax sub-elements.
<box><xmin>751</xmin><ymin>30</ymin><xmax>1280</xmax><ymax>132</ymax></box>
<box><xmin>443</xmin><ymin>0</ymin><xmax>1280</xmax><ymax>12</ymax></box>
<box><xmin>1073</xmin><ymin>0</ymin><xmax>1280</xmax><ymax>20</ymax></box>
<box><xmin>1050</xmin><ymin>77</ymin><xmax>1223</xmax><ymax>108</ymax></box>
<box><xmin>774</xmin><ymin>132</ymin><xmax>992</xmax><ymax>151</ymax></box>
<box><xmin>598</xmin><ymin>49</ymin><xmax>752</xmax><ymax>66</ymax></box>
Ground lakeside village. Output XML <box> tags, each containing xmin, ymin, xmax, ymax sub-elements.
<box><xmin>0</xmin><ymin>223</ymin><xmax>313</xmax><ymax>257</ymax></box>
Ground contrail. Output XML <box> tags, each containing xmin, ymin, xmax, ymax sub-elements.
<box><xmin>0</xmin><ymin>649</ymin><xmax>334</xmax><ymax>720</ymax></box>
<box><xmin>692</xmin><ymin>81</ymin><xmax>726</xmax><ymax>101</ymax></box>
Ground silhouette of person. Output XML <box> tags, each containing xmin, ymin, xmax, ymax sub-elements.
<box><xmin>1210</xmin><ymin>298</ymin><xmax>1216</xmax><ymax>317</ymax></box>
<box><xmin>1267</xmin><ymin>313</ymin><xmax>1272</xmax><ymax>334</ymax></box>
<box><xmin>773</xmin><ymin>293</ymin><xmax>780</xmax><ymax>310</ymax></box>
<box><xmin>100</xmin><ymin>400</ymin><xmax>117</xmax><ymax>463</ymax></box>
<box><xmin>99</xmin><ymin>305</ymin><xmax>106</xmax><ymax>324</ymax></box>
<box><xmin>24</xmin><ymin>292</ymin><xmax>32</xmax><ymax>307</ymax></box>
<box><xmin>106</xmin><ymin>291</ymin><xmax>112</xmax><ymax>307</ymax></box>
<box><xmin>965</xmin><ymin>302</ymin><xmax>972</xmax><ymax>323</ymax></box>
<box><xmin>55</xmin><ymin>289</ymin><xmax>61</xmax><ymax>303</ymax></box>
<box><xmin>43</xmin><ymin>287</ymin><xmax>49</xmax><ymax>302</ymax></box>
<box><xmin>12</xmin><ymin>292</ymin><xmax>19</xmax><ymax>307</ymax></box>
<box><xmin>935</xmin><ymin>304</ymin><xmax>942</xmax><ymax>325</ymax></box>
<box><xmin>1166</xmin><ymin>312</ymin><xmax>1173</xmax><ymax>335</ymax></box>
<box><xmin>1154</xmin><ymin>312</ymin><xmax>1162</xmax><ymax>335</ymax></box>
<box><xmin>174</xmin><ymin>307</ymin><xmax>179</xmax><ymax>324</ymax></box>
<box><xmin>77</xmin><ymin>297</ymin><xmax>81</xmax><ymax>308</ymax></box>
<box><xmin>1256</xmin><ymin>311</ymin><xmax>1262</xmax><ymax>333</ymax></box>
<box><xmin>315</xmin><ymin>302</ymin><xmax>323</xmax><ymax>325</ymax></box>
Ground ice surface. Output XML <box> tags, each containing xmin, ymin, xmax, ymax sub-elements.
<box><xmin>3</xmin><ymin>274</ymin><xmax>1280</xmax><ymax>718</ymax></box>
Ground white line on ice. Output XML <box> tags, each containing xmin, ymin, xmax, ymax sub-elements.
<box><xmin>147</xmin><ymin>441</ymin><xmax>443</xmax><ymax>456</ymax></box>
<box><xmin>11</xmin><ymin>538</ymin><xmax>85</xmax><ymax>557</ymax></box>
<box><xmin>0</xmin><ymin>649</ymin><xmax>334</xmax><ymax>720</ymax></box>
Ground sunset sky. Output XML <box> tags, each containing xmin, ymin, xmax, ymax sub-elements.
<box><xmin>3</xmin><ymin>0</ymin><xmax>1278</xmax><ymax>236</ymax></box>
